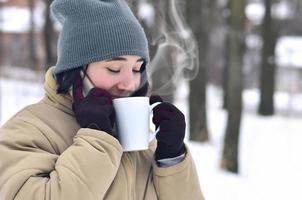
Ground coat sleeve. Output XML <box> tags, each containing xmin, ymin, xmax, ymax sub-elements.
<box><xmin>0</xmin><ymin>120</ymin><xmax>123</xmax><ymax>200</ymax></box>
<box><xmin>152</xmin><ymin>145</ymin><xmax>205</xmax><ymax>200</ymax></box>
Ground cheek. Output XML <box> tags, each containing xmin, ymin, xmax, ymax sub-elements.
<box><xmin>89</xmin><ymin>73</ymin><xmax>117</xmax><ymax>90</ymax></box>
<box><xmin>89</xmin><ymin>72</ymin><xmax>142</xmax><ymax>90</ymax></box>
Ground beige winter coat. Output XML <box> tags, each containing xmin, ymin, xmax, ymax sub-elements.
<box><xmin>0</xmin><ymin>68</ymin><xmax>204</xmax><ymax>200</ymax></box>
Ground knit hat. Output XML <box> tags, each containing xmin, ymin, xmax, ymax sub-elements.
<box><xmin>50</xmin><ymin>0</ymin><xmax>149</xmax><ymax>75</ymax></box>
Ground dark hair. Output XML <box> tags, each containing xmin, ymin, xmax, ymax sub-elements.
<box><xmin>131</xmin><ymin>80</ymin><xmax>149</xmax><ymax>96</ymax></box>
<box><xmin>131</xmin><ymin>62</ymin><xmax>149</xmax><ymax>97</ymax></box>
<box><xmin>56</xmin><ymin>67</ymin><xmax>83</xmax><ymax>94</ymax></box>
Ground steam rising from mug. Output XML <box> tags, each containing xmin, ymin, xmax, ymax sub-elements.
<box><xmin>139</xmin><ymin>0</ymin><xmax>199</xmax><ymax>95</ymax></box>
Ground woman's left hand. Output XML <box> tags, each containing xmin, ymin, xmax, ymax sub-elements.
<box><xmin>150</xmin><ymin>95</ymin><xmax>186</xmax><ymax>161</ymax></box>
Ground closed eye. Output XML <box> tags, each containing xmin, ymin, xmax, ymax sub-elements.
<box><xmin>133</xmin><ymin>69</ymin><xmax>141</xmax><ymax>73</ymax></box>
<box><xmin>107</xmin><ymin>68</ymin><xmax>141</xmax><ymax>74</ymax></box>
<box><xmin>107</xmin><ymin>68</ymin><xmax>120</xmax><ymax>73</ymax></box>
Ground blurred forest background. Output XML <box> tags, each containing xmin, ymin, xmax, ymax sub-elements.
<box><xmin>0</xmin><ymin>0</ymin><xmax>302</xmax><ymax>175</ymax></box>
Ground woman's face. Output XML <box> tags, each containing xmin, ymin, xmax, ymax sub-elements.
<box><xmin>86</xmin><ymin>55</ymin><xmax>144</xmax><ymax>98</ymax></box>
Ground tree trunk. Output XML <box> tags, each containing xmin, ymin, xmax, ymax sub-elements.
<box><xmin>258</xmin><ymin>0</ymin><xmax>277</xmax><ymax>115</ymax></box>
<box><xmin>186</xmin><ymin>0</ymin><xmax>209</xmax><ymax>142</ymax></box>
<box><xmin>0</xmin><ymin>1</ymin><xmax>3</xmax><ymax>124</ymax></box>
<box><xmin>29</xmin><ymin>0</ymin><xmax>38</xmax><ymax>70</ymax></box>
<box><xmin>0</xmin><ymin>1</ymin><xmax>3</xmax><ymax>66</ymax></box>
<box><xmin>149</xmin><ymin>0</ymin><xmax>177</xmax><ymax>103</ymax></box>
<box><xmin>222</xmin><ymin>36</ymin><xmax>230</xmax><ymax>110</ymax></box>
<box><xmin>221</xmin><ymin>0</ymin><xmax>246</xmax><ymax>173</ymax></box>
<box><xmin>127</xmin><ymin>0</ymin><xmax>138</xmax><ymax>14</ymax></box>
<box><xmin>44</xmin><ymin>0</ymin><xmax>57</xmax><ymax>71</ymax></box>
<box><xmin>127</xmin><ymin>0</ymin><xmax>174</xmax><ymax>102</ymax></box>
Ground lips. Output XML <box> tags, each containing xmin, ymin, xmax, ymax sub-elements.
<box><xmin>112</xmin><ymin>96</ymin><xmax>122</xmax><ymax>99</ymax></box>
<box><xmin>112</xmin><ymin>93</ymin><xmax>132</xmax><ymax>99</ymax></box>
<box><xmin>112</xmin><ymin>95</ymin><xmax>127</xmax><ymax>99</ymax></box>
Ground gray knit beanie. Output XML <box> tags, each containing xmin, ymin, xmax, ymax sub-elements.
<box><xmin>50</xmin><ymin>0</ymin><xmax>149</xmax><ymax>75</ymax></box>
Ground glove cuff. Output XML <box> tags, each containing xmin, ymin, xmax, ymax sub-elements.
<box><xmin>155</xmin><ymin>142</ymin><xmax>186</xmax><ymax>161</ymax></box>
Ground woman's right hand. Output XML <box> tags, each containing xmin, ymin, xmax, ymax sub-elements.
<box><xmin>72</xmin><ymin>76</ymin><xmax>115</xmax><ymax>135</ymax></box>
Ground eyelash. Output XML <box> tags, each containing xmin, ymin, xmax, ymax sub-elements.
<box><xmin>133</xmin><ymin>69</ymin><xmax>141</xmax><ymax>73</ymax></box>
<box><xmin>107</xmin><ymin>68</ymin><xmax>141</xmax><ymax>74</ymax></box>
<box><xmin>107</xmin><ymin>68</ymin><xmax>120</xmax><ymax>73</ymax></box>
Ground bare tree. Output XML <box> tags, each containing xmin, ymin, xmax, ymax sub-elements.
<box><xmin>221</xmin><ymin>0</ymin><xmax>246</xmax><ymax>173</ymax></box>
<box><xmin>148</xmin><ymin>0</ymin><xmax>178</xmax><ymax>103</ymax></box>
<box><xmin>44</xmin><ymin>0</ymin><xmax>57</xmax><ymax>71</ymax></box>
<box><xmin>0</xmin><ymin>1</ymin><xmax>3</xmax><ymax>66</ymax></box>
<box><xmin>258</xmin><ymin>0</ymin><xmax>277</xmax><ymax>115</ymax></box>
<box><xmin>126</xmin><ymin>0</ymin><xmax>138</xmax><ymax>14</ymax></box>
<box><xmin>0</xmin><ymin>1</ymin><xmax>3</xmax><ymax>124</ymax></box>
<box><xmin>186</xmin><ymin>0</ymin><xmax>210</xmax><ymax>142</ymax></box>
<box><xmin>222</xmin><ymin>36</ymin><xmax>230</xmax><ymax>110</ymax></box>
<box><xmin>126</xmin><ymin>1</ymin><xmax>173</xmax><ymax>101</ymax></box>
<box><xmin>29</xmin><ymin>0</ymin><xmax>38</xmax><ymax>70</ymax></box>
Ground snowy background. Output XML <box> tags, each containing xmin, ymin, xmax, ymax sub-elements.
<box><xmin>1</xmin><ymin>75</ymin><xmax>302</xmax><ymax>200</ymax></box>
<box><xmin>1</xmin><ymin>1</ymin><xmax>302</xmax><ymax>199</ymax></box>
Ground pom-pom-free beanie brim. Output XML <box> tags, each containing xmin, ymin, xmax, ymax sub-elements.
<box><xmin>51</xmin><ymin>0</ymin><xmax>149</xmax><ymax>75</ymax></box>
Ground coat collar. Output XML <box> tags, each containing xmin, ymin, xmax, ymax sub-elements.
<box><xmin>43</xmin><ymin>67</ymin><xmax>74</xmax><ymax>115</ymax></box>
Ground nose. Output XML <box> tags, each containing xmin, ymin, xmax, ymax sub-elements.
<box><xmin>117</xmin><ymin>72</ymin><xmax>136</xmax><ymax>93</ymax></box>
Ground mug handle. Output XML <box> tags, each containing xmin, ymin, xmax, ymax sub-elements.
<box><xmin>149</xmin><ymin>102</ymin><xmax>161</xmax><ymax>142</ymax></box>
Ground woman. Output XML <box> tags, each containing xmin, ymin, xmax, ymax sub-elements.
<box><xmin>0</xmin><ymin>0</ymin><xmax>204</xmax><ymax>199</ymax></box>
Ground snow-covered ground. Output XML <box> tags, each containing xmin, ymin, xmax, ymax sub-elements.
<box><xmin>175</xmin><ymin>82</ymin><xmax>302</xmax><ymax>200</ymax></box>
<box><xmin>1</xmin><ymin>76</ymin><xmax>301</xmax><ymax>200</ymax></box>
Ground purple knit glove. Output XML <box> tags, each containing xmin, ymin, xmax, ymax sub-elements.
<box><xmin>72</xmin><ymin>76</ymin><xmax>115</xmax><ymax>135</ymax></box>
<box><xmin>150</xmin><ymin>95</ymin><xmax>186</xmax><ymax>160</ymax></box>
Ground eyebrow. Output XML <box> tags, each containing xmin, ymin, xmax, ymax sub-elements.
<box><xmin>106</xmin><ymin>56</ymin><xmax>144</xmax><ymax>62</ymax></box>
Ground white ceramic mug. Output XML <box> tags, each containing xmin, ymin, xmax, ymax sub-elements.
<box><xmin>113</xmin><ymin>97</ymin><xmax>160</xmax><ymax>152</ymax></box>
